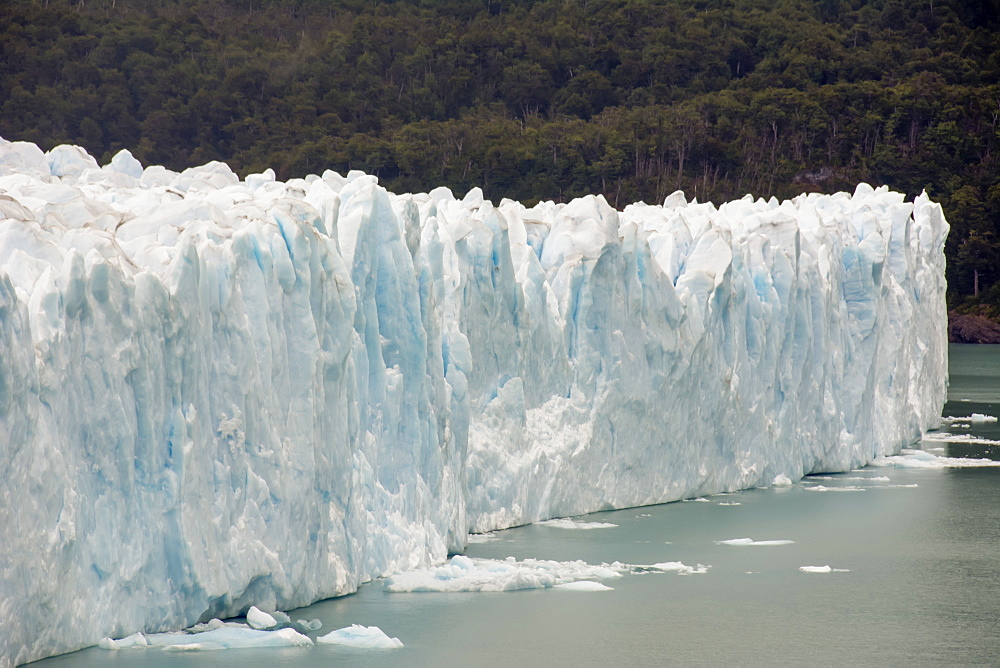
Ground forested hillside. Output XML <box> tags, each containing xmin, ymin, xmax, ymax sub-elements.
<box><xmin>2</xmin><ymin>0</ymin><xmax>998</xmax><ymax>302</ymax></box>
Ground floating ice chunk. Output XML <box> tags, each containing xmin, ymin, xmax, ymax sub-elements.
<box><xmin>143</xmin><ymin>628</ymin><xmax>312</xmax><ymax>650</ymax></box>
<box><xmin>941</xmin><ymin>413</ymin><xmax>998</xmax><ymax>424</ymax></box>
<box><xmin>844</xmin><ymin>476</ymin><xmax>891</xmax><ymax>481</ymax></box>
<box><xmin>804</xmin><ymin>485</ymin><xmax>866</xmax><ymax>492</ymax></box>
<box><xmin>317</xmin><ymin>625</ymin><xmax>403</xmax><ymax>649</ymax></box>
<box><xmin>646</xmin><ymin>562</ymin><xmax>710</xmax><ymax>575</ymax></box>
<box><xmin>296</xmin><ymin>619</ymin><xmax>323</xmax><ymax>632</ymax></box>
<box><xmin>799</xmin><ymin>566</ymin><xmax>850</xmax><ymax>574</ymax></box>
<box><xmin>467</xmin><ymin>532</ymin><xmax>501</xmax><ymax>543</ymax></box>
<box><xmin>684</xmin><ymin>498</ymin><xmax>711</xmax><ymax>503</ymax></box>
<box><xmin>537</xmin><ymin>518</ymin><xmax>618</xmax><ymax>530</ymax></box>
<box><xmin>186</xmin><ymin>619</ymin><xmax>249</xmax><ymax>632</ymax></box>
<box><xmin>97</xmin><ymin>633</ymin><xmax>148</xmax><ymax>650</ymax></box>
<box><xmin>872</xmin><ymin>449</ymin><xmax>1000</xmax><ymax>468</ymax></box>
<box><xmin>715</xmin><ymin>538</ymin><xmax>794</xmax><ymax>546</ymax></box>
<box><xmin>771</xmin><ymin>474</ymin><xmax>793</xmax><ymax>486</ymax></box>
<box><xmin>246</xmin><ymin>606</ymin><xmax>277</xmax><ymax>630</ymax></box>
<box><xmin>383</xmin><ymin>555</ymin><xmax>625</xmax><ymax>592</ymax></box>
<box><xmin>718</xmin><ymin>502</ymin><xmax>742</xmax><ymax>506</ymax></box>
<box><xmin>921</xmin><ymin>432</ymin><xmax>1000</xmax><ymax>446</ymax></box>
<box><xmin>554</xmin><ymin>581</ymin><xmax>613</xmax><ymax>591</ymax></box>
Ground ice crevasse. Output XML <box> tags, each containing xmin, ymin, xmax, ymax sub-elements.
<box><xmin>0</xmin><ymin>139</ymin><xmax>947</xmax><ymax>665</ymax></box>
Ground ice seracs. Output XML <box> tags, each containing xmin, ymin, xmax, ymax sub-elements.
<box><xmin>0</xmin><ymin>139</ymin><xmax>948</xmax><ymax>666</ymax></box>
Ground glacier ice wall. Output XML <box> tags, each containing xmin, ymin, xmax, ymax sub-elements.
<box><xmin>0</xmin><ymin>139</ymin><xmax>947</xmax><ymax>665</ymax></box>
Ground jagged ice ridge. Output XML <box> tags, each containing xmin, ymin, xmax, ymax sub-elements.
<box><xmin>0</xmin><ymin>139</ymin><xmax>947</xmax><ymax>665</ymax></box>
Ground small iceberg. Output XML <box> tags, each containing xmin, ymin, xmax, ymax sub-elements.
<box><xmin>553</xmin><ymin>581</ymin><xmax>614</xmax><ymax>591</ymax></box>
<box><xmin>537</xmin><ymin>518</ymin><xmax>618</xmax><ymax>529</ymax></box>
<box><xmin>317</xmin><ymin>624</ymin><xmax>403</xmax><ymax>649</ymax></box>
<box><xmin>799</xmin><ymin>565</ymin><xmax>850</xmax><ymax>574</ymax></box>
<box><xmin>715</xmin><ymin>538</ymin><xmax>794</xmax><ymax>546</ymax></box>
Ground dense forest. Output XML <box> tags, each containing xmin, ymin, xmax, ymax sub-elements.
<box><xmin>1</xmin><ymin>0</ymin><xmax>999</xmax><ymax>305</ymax></box>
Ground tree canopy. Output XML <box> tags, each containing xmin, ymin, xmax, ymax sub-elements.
<box><xmin>2</xmin><ymin>0</ymin><xmax>998</xmax><ymax>303</ymax></box>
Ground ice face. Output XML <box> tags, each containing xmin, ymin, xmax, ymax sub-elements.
<box><xmin>0</xmin><ymin>139</ymin><xmax>948</xmax><ymax>666</ymax></box>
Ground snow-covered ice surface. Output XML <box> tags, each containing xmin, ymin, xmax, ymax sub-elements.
<box><xmin>0</xmin><ymin>139</ymin><xmax>949</xmax><ymax>666</ymax></box>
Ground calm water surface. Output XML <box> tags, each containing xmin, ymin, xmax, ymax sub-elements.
<box><xmin>36</xmin><ymin>345</ymin><xmax>1000</xmax><ymax>667</ymax></box>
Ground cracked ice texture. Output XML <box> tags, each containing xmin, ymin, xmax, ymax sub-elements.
<box><xmin>0</xmin><ymin>139</ymin><xmax>947</xmax><ymax>665</ymax></box>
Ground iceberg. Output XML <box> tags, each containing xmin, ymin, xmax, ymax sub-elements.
<box><xmin>316</xmin><ymin>624</ymin><xmax>403</xmax><ymax>649</ymax></box>
<box><xmin>0</xmin><ymin>139</ymin><xmax>948</xmax><ymax>666</ymax></box>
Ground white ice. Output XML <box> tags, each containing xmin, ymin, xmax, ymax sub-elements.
<box><xmin>645</xmin><ymin>562</ymin><xmax>710</xmax><ymax>575</ymax></box>
<box><xmin>316</xmin><ymin>625</ymin><xmax>403</xmax><ymax>649</ymax></box>
<box><xmin>715</xmin><ymin>538</ymin><xmax>795</xmax><ymax>546</ymax></box>
<box><xmin>872</xmin><ymin>449</ymin><xmax>1000</xmax><ymax>469</ymax></box>
<box><xmin>537</xmin><ymin>518</ymin><xmax>618</xmax><ymax>529</ymax></box>
<box><xmin>382</xmin><ymin>555</ymin><xmax>625</xmax><ymax>592</ymax></box>
<box><xmin>245</xmin><ymin>606</ymin><xmax>277</xmax><ymax>630</ymax></box>
<box><xmin>466</xmin><ymin>532</ymin><xmax>501</xmax><ymax>543</ymax></box>
<box><xmin>99</xmin><ymin>628</ymin><xmax>312</xmax><ymax>651</ymax></box>
<box><xmin>921</xmin><ymin>432</ymin><xmax>1000</xmax><ymax>446</ymax></box>
<box><xmin>0</xmin><ymin>140</ymin><xmax>949</xmax><ymax>666</ymax></box>
<box><xmin>941</xmin><ymin>413</ymin><xmax>997</xmax><ymax>424</ymax></box>
<box><xmin>553</xmin><ymin>581</ymin><xmax>614</xmax><ymax>591</ymax></box>
<box><xmin>799</xmin><ymin>566</ymin><xmax>850</xmax><ymax>573</ymax></box>
<box><xmin>771</xmin><ymin>474</ymin><xmax>793</xmax><ymax>486</ymax></box>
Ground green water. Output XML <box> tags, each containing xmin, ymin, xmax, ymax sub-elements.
<box><xmin>35</xmin><ymin>345</ymin><xmax>1000</xmax><ymax>667</ymax></box>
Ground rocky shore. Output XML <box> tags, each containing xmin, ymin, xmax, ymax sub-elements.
<box><xmin>948</xmin><ymin>311</ymin><xmax>1000</xmax><ymax>344</ymax></box>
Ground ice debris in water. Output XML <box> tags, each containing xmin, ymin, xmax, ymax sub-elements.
<box><xmin>245</xmin><ymin>606</ymin><xmax>278</xmax><ymax>630</ymax></box>
<box><xmin>97</xmin><ymin>633</ymin><xmax>148</xmax><ymax>650</ymax></box>
<box><xmin>715</xmin><ymin>538</ymin><xmax>795</xmax><ymax>546</ymax></box>
<box><xmin>185</xmin><ymin>619</ymin><xmax>249</xmax><ymax>632</ymax></box>
<box><xmin>98</xmin><ymin>628</ymin><xmax>313</xmax><ymax>651</ymax></box>
<box><xmin>921</xmin><ymin>432</ymin><xmax>1000</xmax><ymax>446</ymax></box>
<box><xmin>645</xmin><ymin>562</ymin><xmax>710</xmax><ymax>575</ymax></box>
<box><xmin>941</xmin><ymin>414</ymin><xmax>998</xmax><ymax>424</ymax></box>
<box><xmin>771</xmin><ymin>474</ymin><xmax>793</xmax><ymax>486</ymax></box>
<box><xmin>799</xmin><ymin>566</ymin><xmax>850</xmax><ymax>574</ymax></box>
<box><xmin>554</xmin><ymin>581</ymin><xmax>614</xmax><ymax>591</ymax></box>
<box><xmin>872</xmin><ymin>449</ymin><xmax>1000</xmax><ymax>469</ymax></box>
<box><xmin>466</xmin><ymin>532</ymin><xmax>501</xmax><ymax>543</ymax></box>
<box><xmin>537</xmin><ymin>518</ymin><xmax>618</xmax><ymax>529</ymax></box>
<box><xmin>0</xmin><ymin>139</ymin><xmax>949</xmax><ymax>666</ymax></box>
<box><xmin>317</xmin><ymin>625</ymin><xmax>403</xmax><ymax>649</ymax></box>
<box><xmin>296</xmin><ymin>619</ymin><xmax>323</xmax><ymax>632</ymax></box>
<box><xmin>383</xmin><ymin>555</ymin><xmax>626</xmax><ymax>592</ymax></box>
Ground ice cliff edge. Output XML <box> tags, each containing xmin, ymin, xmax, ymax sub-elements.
<box><xmin>0</xmin><ymin>139</ymin><xmax>948</xmax><ymax>665</ymax></box>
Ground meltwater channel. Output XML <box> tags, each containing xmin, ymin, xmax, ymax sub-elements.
<box><xmin>35</xmin><ymin>344</ymin><xmax>1000</xmax><ymax>667</ymax></box>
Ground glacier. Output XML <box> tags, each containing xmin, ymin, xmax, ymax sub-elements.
<box><xmin>0</xmin><ymin>138</ymin><xmax>947</xmax><ymax>666</ymax></box>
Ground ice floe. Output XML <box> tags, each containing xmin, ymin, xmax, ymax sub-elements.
<box><xmin>537</xmin><ymin>519</ymin><xmax>618</xmax><ymax>530</ymax></box>
<box><xmin>317</xmin><ymin>625</ymin><xmax>403</xmax><ymax>649</ymax></box>
<box><xmin>715</xmin><ymin>538</ymin><xmax>795</xmax><ymax>546</ymax></box>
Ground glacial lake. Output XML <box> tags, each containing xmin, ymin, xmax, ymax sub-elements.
<box><xmin>36</xmin><ymin>344</ymin><xmax>1000</xmax><ymax>667</ymax></box>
